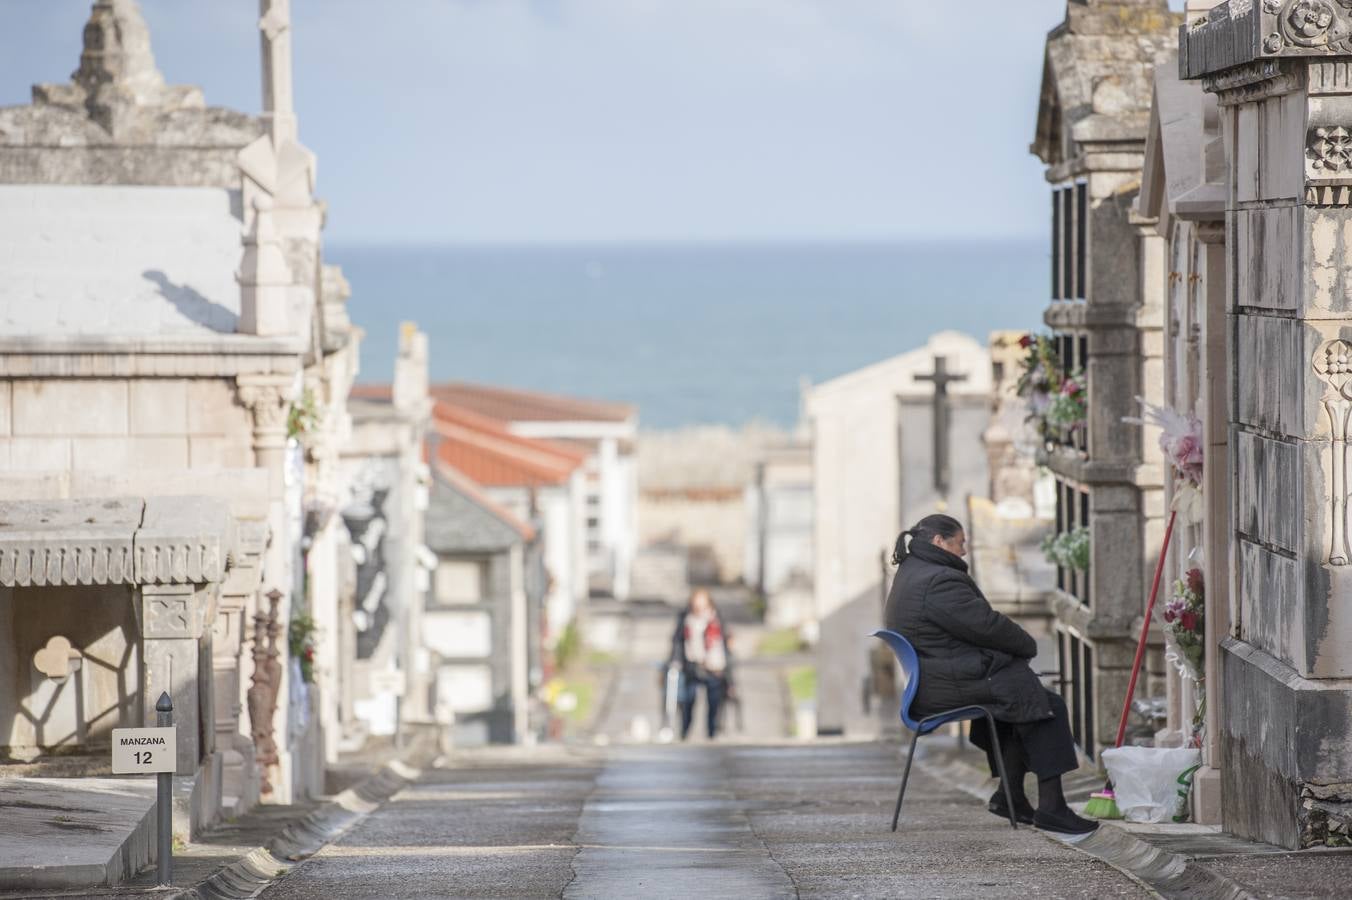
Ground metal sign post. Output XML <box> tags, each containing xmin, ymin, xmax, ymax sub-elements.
<box><xmin>112</xmin><ymin>692</ymin><xmax>176</xmax><ymax>887</ymax></box>
<box><xmin>155</xmin><ymin>693</ymin><xmax>173</xmax><ymax>887</ymax></box>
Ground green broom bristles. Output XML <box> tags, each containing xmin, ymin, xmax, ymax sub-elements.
<box><xmin>1084</xmin><ymin>784</ymin><xmax>1122</xmax><ymax>820</ymax></box>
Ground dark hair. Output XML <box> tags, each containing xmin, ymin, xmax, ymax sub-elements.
<box><xmin>892</xmin><ymin>514</ymin><xmax>963</xmax><ymax>565</ymax></box>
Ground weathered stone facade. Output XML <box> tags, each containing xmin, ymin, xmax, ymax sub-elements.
<box><xmin>1136</xmin><ymin>19</ymin><xmax>1229</xmax><ymax>823</ymax></box>
<box><xmin>1180</xmin><ymin>0</ymin><xmax>1352</xmax><ymax>849</ymax></box>
<box><xmin>1031</xmin><ymin>0</ymin><xmax>1181</xmax><ymax>758</ymax></box>
<box><xmin>0</xmin><ymin>0</ymin><xmax>369</xmax><ymax>853</ymax></box>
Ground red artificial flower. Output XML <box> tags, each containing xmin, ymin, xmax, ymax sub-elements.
<box><xmin>1185</xmin><ymin>567</ymin><xmax>1205</xmax><ymax>596</ymax></box>
<box><xmin>1180</xmin><ymin>611</ymin><xmax>1199</xmax><ymax>633</ymax></box>
<box><xmin>304</xmin><ymin>646</ymin><xmax>315</xmax><ymax>661</ymax></box>
<box><xmin>1019</xmin><ymin>334</ymin><xmax>1033</xmax><ymax>348</ymax></box>
<box><xmin>1163</xmin><ymin>607</ymin><xmax>1177</xmax><ymax>624</ymax></box>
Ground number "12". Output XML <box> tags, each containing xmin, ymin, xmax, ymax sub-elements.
<box><xmin>134</xmin><ymin>750</ymin><xmax>153</xmax><ymax>765</ymax></box>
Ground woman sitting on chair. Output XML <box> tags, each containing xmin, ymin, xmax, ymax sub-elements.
<box><xmin>883</xmin><ymin>513</ymin><xmax>1097</xmax><ymax>836</ymax></box>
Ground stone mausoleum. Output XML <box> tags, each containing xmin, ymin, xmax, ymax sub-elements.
<box><xmin>1180</xmin><ymin>0</ymin><xmax>1352</xmax><ymax>849</ymax></box>
<box><xmin>0</xmin><ymin>1</ymin><xmax>367</xmax><ymax>880</ymax></box>
<box><xmin>1031</xmin><ymin>0</ymin><xmax>1179</xmax><ymax>760</ymax></box>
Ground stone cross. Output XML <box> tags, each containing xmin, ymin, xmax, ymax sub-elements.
<box><xmin>914</xmin><ymin>356</ymin><xmax>967</xmax><ymax>496</ymax></box>
<box><xmin>258</xmin><ymin>0</ymin><xmax>297</xmax><ymax>143</ymax></box>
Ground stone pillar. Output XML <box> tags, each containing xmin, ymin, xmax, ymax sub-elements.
<box><xmin>212</xmin><ymin>521</ymin><xmax>267</xmax><ymax>812</ymax></box>
<box><xmin>1184</xmin><ymin>5</ymin><xmax>1352</xmax><ymax>848</ymax></box>
<box><xmin>236</xmin><ymin>196</ymin><xmax>293</xmax><ymax>337</ymax></box>
<box><xmin>1194</xmin><ymin>220</ymin><xmax>1228</xmax><ymax>825</ymax></box>
<box><xmin>140</xmin><ymin>583</ymin><xmax>214</xmax><ymax>776</ymax></box>
<box><xmin>394</xmin><ymin>323</ymin><xmax>433</xmax><ymax>725</ymax></box>
<box><xmin>237</xmin><ymin>374</ymin><xmax>299</xmax><ymax>800</ymax></box>
<box><xmin>237</xmin><ymin>375</ymin><xmax>292</xmax><ymax>476</ymax></box>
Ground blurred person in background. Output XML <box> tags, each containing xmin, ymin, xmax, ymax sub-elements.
<box><xmin>668</xmin><ymin>588</ymin><xmax>732</xmax><ymax>740</ymax></box>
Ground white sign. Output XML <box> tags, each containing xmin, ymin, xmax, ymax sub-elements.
<box><xmin>111</xmin><ymin>727</ymin><xmax>176</xmax><ymax>774</ymax></box>
<box><xmin>370</xmin><ymin>669</ymin><xmax>407</xmax><ymax>695</ymax></box>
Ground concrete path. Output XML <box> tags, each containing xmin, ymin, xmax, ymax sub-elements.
<box><xmin>565</xmin><ymin>747</ymin><xmax>795</xmax><ymax>899</ymax></box>
<box><xmin>259</xmin><ymin>746</ymin><xmax>600</xmax><ymax>900</ymax></box>
<box><xmin>587</xmin><ymin>594</ymin><xmax>794</xmax><ymax>745</ymax></box>
<box><xmin>254</xmin><ymin>740</ymin><xmax>1148</xmax><ymax>899</ymax></box>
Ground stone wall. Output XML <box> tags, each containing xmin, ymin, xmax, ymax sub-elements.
<box><xmin>0</xmin><ymin>584</ymin><xmax>140</xmax><ymax>756</ymax></box>
<box><xmin>0</xmin><ymin>378</ymin><xmax>254</xmax><ymax>473</ymax></box>
<box><xmin>1032</xmin><ymin>1</ymin><xmax>1178</xmax><ymax>757</ymax></box>
<box><xmin>1182</xmin><ymin>1</ymin><xmax>1352</xmax><ymax>847</ymax></box>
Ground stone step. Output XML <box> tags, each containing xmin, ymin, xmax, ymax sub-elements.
<box><xmin>0</xmin><ymin>777</ymin><xmax>156</xmax><ymax>892</ymax></box>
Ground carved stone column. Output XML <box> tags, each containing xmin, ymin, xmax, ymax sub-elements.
<box><xmin>140</xmin><ymin>582</ymin><xmax>214</xmax><ymax>776</ymax></box>
<box><xmin>237</xmin><ymin>375</ymin><xmax>292</xmax><ymax>473</ymax></box>
<box><xmin>212</xmin><ymin>521</ymin><xmax>267</xmax><ymax>810</ymax></box>
<box><xmin>246</xmin><ymin>588</ymin><xmax>283</xmax><ymax>795</ymax></box>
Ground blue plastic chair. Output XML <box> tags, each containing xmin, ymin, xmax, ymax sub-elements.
<box><xmin>871</xmin><ymin>629</ymin><xmax>1018</xmax><ymax>832</ymax></box>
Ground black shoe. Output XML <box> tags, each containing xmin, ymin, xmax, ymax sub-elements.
<box><xmin>987</xmin><ymin>790</ymin><xmax>1036</xmax><ymax>825</ymax></box>
<box><xmin>1033</xmin><ymin>807</ymin><xmax>1100</xmax><ymax>835</ymax></box>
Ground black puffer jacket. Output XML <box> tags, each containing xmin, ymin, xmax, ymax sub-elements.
<box><xmin>883</xmin><ymin>540</ymin><xmax>1051</xmax><ymax>724</ymax></box>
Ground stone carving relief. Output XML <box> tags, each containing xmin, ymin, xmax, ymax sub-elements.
<box><xmin>1311</xmin><ymin>126</ymin><xmax>1352</xmax><ymax>172</ymax></box>
<box><xmin>237</xmin><ymin>378</ymin><xmax>292</xmax><ymax>455</ymax></box>
<box><xmin>142</xmin><ymin>586</ymin><xmax>198</xmax><ymax>639</ymax></box>
<box><xmin>1266</xmin><ymin>0</ymin><xmax>1352</xmax><ymax>54</ymax></box>
<box><xmin>33</xmin><ymin>636</ymin><xmax>82</xmax><ymax>683</ymax></box>
<box><xmin>1314</xmin><ymin>339</ymin><xmax>1352</xmax><ymax>565</ymax></box>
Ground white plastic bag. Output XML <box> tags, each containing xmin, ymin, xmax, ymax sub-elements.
<box><xmin>1101</xmin><ymin>746</ymin><xmax>1201</xmax><ymax>823</ymax></box>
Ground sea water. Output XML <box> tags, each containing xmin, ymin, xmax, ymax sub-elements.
<box><xmin>331</xmin><ymin>240</ymin><xmax>1048</xmax><ymax>429</ymax></box>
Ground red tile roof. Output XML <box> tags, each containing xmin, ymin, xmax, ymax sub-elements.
<box><xmin>430</xmin><ymin>382</ymin><xmax>635</xmax><ymax>424</ymax></box>
<box><xmin>432</xmin><ymin>400</ymin><xmax>586</xmax><ymax>488</ymax></box>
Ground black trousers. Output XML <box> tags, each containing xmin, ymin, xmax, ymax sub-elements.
<box><xmin>969</xmin><ymin>689</ymin><xmax>1079</xmax><ymax>779</ymax></box>
<box><xmin>678</xmin><ymin>669</ymin><xmax>725</xmax><ymax>739</ymax></box>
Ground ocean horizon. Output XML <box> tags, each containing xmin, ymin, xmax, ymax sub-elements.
<box><xmin>330</xmin><ymin>239</ymin><xmax>1049</xmax><ymax>429</ymax></box>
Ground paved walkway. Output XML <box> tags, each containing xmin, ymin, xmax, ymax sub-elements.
<box><xmin>256</xmin><ymin>740</ymin><xmax>1147</xmax><ymax>899</ymax></box>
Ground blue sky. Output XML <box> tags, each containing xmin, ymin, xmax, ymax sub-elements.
<box><xmin>0</xmin><ymin>1</ymin><xmax>1186</xmax><ymax>244</ymax></box>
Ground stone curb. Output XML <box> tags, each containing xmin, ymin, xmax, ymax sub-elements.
<box><xmin>912</xmin><ymin>746</ymin><xmax>1257</xmax><ymax>900</ymax></box>
<box><xmin>167</xmin><ymin>745</ymin><xmax>437</xmax><ymax>900</ymax></box>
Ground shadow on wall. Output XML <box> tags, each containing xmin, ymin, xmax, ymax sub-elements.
<box><xmin>0</xmin><ymin>585</ymin><xmax>142</xmax><ymax>761</ymax></box>
<box><xmin>143</xmin><ymin>269</ymin><xmax>238</xmax><ymax>332</ymax></box>
<box><xmin>816</xmin><ymin>578</ymin><xmax>891</xmax><ymax>737</ymax></box>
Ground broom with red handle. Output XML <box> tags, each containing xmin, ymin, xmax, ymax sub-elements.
<box><xmin>1084</xmin><ymin>507</ymin><xmax>1178</xmax><ymax>820</ymax></box>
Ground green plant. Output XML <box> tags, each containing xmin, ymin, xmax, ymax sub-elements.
<box><xmin>289</xmin><ymin>612</ymin><xmax>318</xmax><ymax>684</ymax></box>
<box><xmin>1164</xmin><ymin>568</ymin><xmax>1205</xmax><ymax>683</ymax></box>
<box><xmin>787</xmin><ymin>666</ymin><xmax>817</xmax><ymax>704</ymax></box>
<box><xmin>756</xmin><ymin>627</ymin><xmax>804</xmax><ymax>657</ymax></box>
<box><xmin>1014</xmin><ymin>333</ymin><xmax>1061</xmax><ymax>407</ymax></box>
<box><xmin>553</xmin><ymin>621</ymin><xmax>580</xmax><ymax>672</ymax></box>
<box><xmin>287</xmin><ymin>389</ymin><xmax>321</xmax><ymax>440</ymax></box>
<box><xmin>1014</xmin><ymin>335</ymin><xmax>1087</xmax><ymax>440</ymax></box>
<box><xmin>1043</xmin><ymin>370</ymin><xmax>1087</xmax><ymax>433</ymax></box>
<box><xmin>1040</xmin><ymin>526</ymin><xmax>1090</xmax><ymax>571</ymax></box>
<box><xmin>748</xmin><ymin>591</ymin><xmax>767</xmax><ymax>621</ymax></box>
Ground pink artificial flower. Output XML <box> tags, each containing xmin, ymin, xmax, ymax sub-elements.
<box><xmin>1019</xmin><ymin>334</ymin><xmax>1033</xmax><ymax>349</ymax></box>
<box><xmin>1163</xmin><ymin>606</ymin><xmax>1177</xmax><ymax>624</ymax></box>
<box><xmin>1173</xmin><ymin>433</ymin><xmax>1204</xmax><ymax>484</ymax></box>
